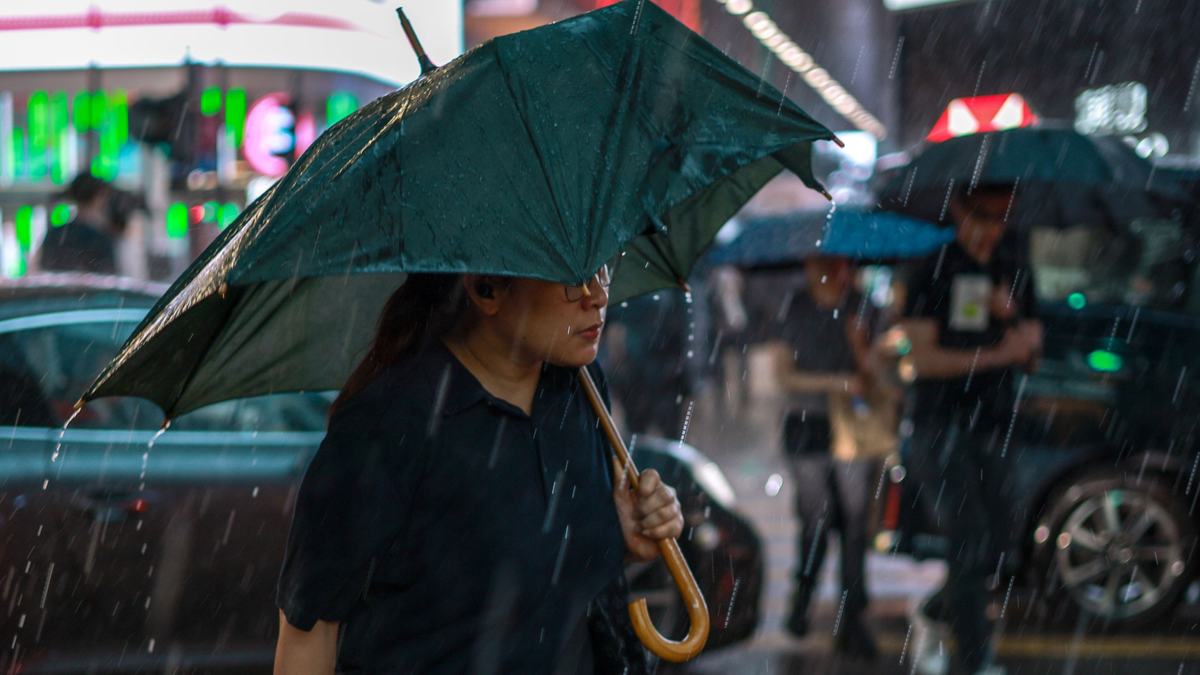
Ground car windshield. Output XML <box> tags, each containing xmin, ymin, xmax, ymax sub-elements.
<box><xmin>0</xmin><ymin>312</ymin><xmax>331</xmax><ymax>432</ymax></box>
<box><xmin>1029</xmin><ymin>219</ymin><xmax>1194</xmax><ymax>311</ymax></box>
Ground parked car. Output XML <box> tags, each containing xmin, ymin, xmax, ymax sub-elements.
<box><xmin>877</xmin><ymin>216</ymin><xmax>1200</xmax><ymax>627</ymax></box>
<box><xmin>0</xmin><ymin>273</ymin><xmax>760</xmax><ymax>672</ymax></box>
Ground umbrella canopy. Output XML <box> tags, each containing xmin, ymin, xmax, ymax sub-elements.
<box><xmin>82</xmin><ymin>0</ymin><xmax>834</xmax><ymax>419</ymax></box>
<box><xmin>707</xmin><ymin>208</ymin><xmax>953</xmax><ymax>268</ymax></box>
<box><xmin>878</xmin><ymin>127</ymin><xmax>1192</xmax><ymax>228</ymax></box>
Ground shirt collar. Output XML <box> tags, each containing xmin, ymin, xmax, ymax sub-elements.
<box><xmin>427</xmin><ymin>341</ymin><xmax>577</xmax><ymax>420</ymax></box>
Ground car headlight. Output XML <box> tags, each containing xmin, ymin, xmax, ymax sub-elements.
<box><xmin>692</xmin><ymin>460</ymin><xmax>737</xmax><ymax>510</ymax></box>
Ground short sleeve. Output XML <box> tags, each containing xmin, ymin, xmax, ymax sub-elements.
<box><xmin>1016</xmin><ymin>264</ymin><xmax>1038</xmax><ymax>320</ymax></box>
<box><xmin>276</xmin><ymin>393</ymin><xmax>426</xmax><ymax>630</ymax></box>
<box><xmin>903</xmin><ymin>254</ymin><xmax>942</xmax><ymax>320</ymax></box>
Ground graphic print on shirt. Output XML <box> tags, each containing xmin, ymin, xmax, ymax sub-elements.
<box><xmin>948</xmin><ymin>274</ymin><xmax>992</xmax><ymax>332</ymax></box>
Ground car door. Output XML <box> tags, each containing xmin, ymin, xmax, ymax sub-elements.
<box><xmin>0</xmin><ymin>304</ymin><xmax>326</xmax><ymax>672</ymax></box>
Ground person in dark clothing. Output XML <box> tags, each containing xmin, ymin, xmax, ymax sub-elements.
<box><xmin>774</xmin><ymin>256</ymin><xmax>889</xmax><ymax>658</ymax></box>
<box><xmin>901</xmin><ymin>184</ymin><xmax>1042</xmax><ymax>675</ymax></box>
<box><xmin>274</xmin><ymin>271</ymin><xmax>683</xmax><ymax>675</ymax></box>
<box><xmin>602</xmin><ymin>289</ymin><xmax>696</xmax><ymax>437</ymax></box>
<box><xmin>41</xmin><ymin>174</ymin><xmax>117</xmax><ymax>274</ymax></box>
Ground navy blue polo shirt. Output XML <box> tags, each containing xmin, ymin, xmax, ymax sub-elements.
<box><xmin>277</xmin><ymin>342</ymin><xmax>629</xmax><ymax>673</ymax></box>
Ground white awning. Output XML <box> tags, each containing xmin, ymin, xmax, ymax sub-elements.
<box><xmin>0</xmin><ymin>1</ymin><xmax>463</xmax><ymax>87</ymax></box>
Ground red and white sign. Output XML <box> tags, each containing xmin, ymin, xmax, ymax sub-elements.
<box><xmin>926</xmin><ymin>93</ymin><xmax>1037</xmax><ymax>143</ymax></box>
<box><xmin>581</xmin><ymin>0</ymin><xmax>700</xmax><ymax>31</ymax></box>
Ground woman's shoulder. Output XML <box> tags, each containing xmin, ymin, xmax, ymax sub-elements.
<box><xmin>327</xmin><ymin>347</ymin><xmax>452</xmax><ymax>442</ymax></box>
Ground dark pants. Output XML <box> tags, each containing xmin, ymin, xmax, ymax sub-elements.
<box><xmin>784</xmin><ymin>413</ymin><xmax>878</xmax><ymax>623</ymax></box>
<box><xmin>909</xmin><ymin>399</ymin><xmax>1017</xmax><ymax>674</ymax></box>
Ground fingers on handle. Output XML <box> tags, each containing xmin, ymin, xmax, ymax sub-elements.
<box><xmin>638</xmin><ymin>468</ymin><xmax>660</xmax><ymax>498</ymax></box>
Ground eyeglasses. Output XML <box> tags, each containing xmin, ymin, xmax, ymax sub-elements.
<box><xmin>564</xmin><ymin>253</ymin><xmax>622</xmax><ymax>303</ymax></box>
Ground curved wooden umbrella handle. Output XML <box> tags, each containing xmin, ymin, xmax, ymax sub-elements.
<box><xmin>578</xmin><ymin>368</ymin><xmax>710</xmax><ymax>662</ymax></box>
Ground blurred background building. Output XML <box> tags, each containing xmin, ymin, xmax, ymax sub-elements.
<box><xmin>0</xmin><ymin>1</ymin><xmax>462</xmax><ymax>279</ymax></box>
<box><xmin>3</xmin><ymin>0</ymin><xmax>1199</xmax><ymax>280</ymax></box>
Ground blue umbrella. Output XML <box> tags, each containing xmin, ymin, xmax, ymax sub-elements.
<box><xmin>708</xmin><ymin>208</ymin><xmax>953</xmax><ymax>268</ymax></box>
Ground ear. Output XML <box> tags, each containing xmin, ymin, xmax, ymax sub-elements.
<box><xmin>462</xmin><ymin>274</ymin><xmax>508</xmax><ymax>316</ymax></box>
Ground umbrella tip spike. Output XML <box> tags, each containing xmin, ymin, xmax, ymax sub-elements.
<box><xmin>818</xmin><ymin>187</ymin><xmax>834</xmax><ymax>201</ymax></box>
<box><xmin>396</xmin><ymin>7</ymin><xmax>438</xmax><ymax>76</ymax></box>
<box><xmin>678</xmin><ymin>278</ymin><xmax>693</xmax><ymax>293</ymax></box>
<box><xmin>832</xmin><ymin>135</ymin><xmax>845</xmax><ymax>148</ymax></box>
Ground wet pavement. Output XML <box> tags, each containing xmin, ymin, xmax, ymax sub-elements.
<box><xmin>668</xmin><ymin>384</ymin><xmax>1200</xmax><ymax>674</ymax></box>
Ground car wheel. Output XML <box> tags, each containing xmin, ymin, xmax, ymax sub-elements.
<box><xmin>1039</xmin><ymin>469</ymin><xmax>1195</xmax><ymax>627</ymax></box>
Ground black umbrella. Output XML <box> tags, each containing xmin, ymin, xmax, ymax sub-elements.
<box><xmin>878</xmin><ymin>127</ymin><xmax>1192</xmax><ymax>229</ymax></box>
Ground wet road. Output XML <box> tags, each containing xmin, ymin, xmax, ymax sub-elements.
<box><xmin>670</xmin><ymin>386</ymin><xmax>1200</xmax><ymax>674</ymax></box>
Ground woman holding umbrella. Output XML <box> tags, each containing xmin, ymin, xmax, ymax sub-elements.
<box><xmin>273</xmin><ymin>270</ymin><xmax>682</xmax><ymax>674</ymax></box>
<box><xmin>77</xmin><ymin>3</ymin><xmax>837</xmax><ymax>672</ymax></box>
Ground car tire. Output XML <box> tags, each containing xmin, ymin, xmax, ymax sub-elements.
<box><xmin>1035</xmin><ymin>468</ymin><xmax>1195</xmax><ymax>628</ymax></box>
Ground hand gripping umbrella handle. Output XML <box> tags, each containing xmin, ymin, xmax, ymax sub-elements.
<box><xmin>578</xmin><ymin>368</ymin><xmax>710</xmax><ymax>662</ymax></box>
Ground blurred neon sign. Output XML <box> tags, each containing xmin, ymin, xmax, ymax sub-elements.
<box><xmin>243</xmin><ymin>93</ymin><xmax>318</xmax><ymax>178</ymax></box>
<box><xmin>1075</xmin><ymin>82</ymin><xmax>1147</xmax><ymax>136</ymax></box>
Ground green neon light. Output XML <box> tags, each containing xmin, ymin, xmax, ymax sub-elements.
<box><xmin>201</xmin><ymin>87</ymin><xmax>222</xmax><ymax>116</ymax></box>
<box><xmin>166</xmin><ymin>203</ymin><xmax>188</xmax><ymax>239</ymax></box>
<box><xmin>326</xmin><ymin>91</ymin><xmax>358</xmax><ymax>127</ymax></box>
<box><xmin>112</xmin><ymin>89</ymin><xmax>128</xmax><ymax>146</ymax></box>
<box><xmin>50</xmin><ymin>204</ymin><xmax>72</xmax><ymax>227</ymax></box>
<box><xmin>72</xmin><ymin>90</ymin><xmax>91</xmax><ymax>133</ymax></box>
<box><xmin>92</xmin><ymin>95</ymin><xmax>120</xmax><ymax>181</ymax></box>
<box><xmin>202</xmin><ymin>201</ymin><xmax>218</xmax><ymax>223</ymax></box>
<box><xmin>218</xmin><ymin>203</ymin><xmax>239</xmax><ymax>230</ymax></box>
<box><xmin>1067</xmin><ymin>293</ymin><xmax>1087</xmax><ymax>310</ymax></box>
<box><xmin>90</xmin><ymin>155</ymin><xmax>118</xmax><ymax>181</ymax></box>
<box><xmin>225</xmin><ymin>88</ymin><xmax>246</xmax><ymax>148</ymax></box>
<box><xmin>27</xmin><ymin>91</ymin><xmax>48</xmax><ymax>151</ymax></box>
<box><xmin>49</xmin><ymin>92</ymin><xmax>68</xmax><ymax>185</ymax></box>
<box><xmin>14</xmin><ymin>206</ymin><xmax>32</xmax><ymax>250</ymax></box>
<box><xmin>1088</xmin><ymin>350</ymin><xmax>1123</xmax><ymax>373</ymax></box>
<box><xmin>90</xmin><ymin>91</ymin><xmax>107</xmax><ymax>131</ymax></box>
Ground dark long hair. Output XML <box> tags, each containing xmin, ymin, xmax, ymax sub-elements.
<box><xmin>329</xmin><ymin>274</ymin><xmax>469</xmax><ymax>418</ymax></box>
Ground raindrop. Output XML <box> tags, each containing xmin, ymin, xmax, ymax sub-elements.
<box><xmin>899</xmin><ymin>624</ymin><xmax>912</xmax><ymax>664</ymax></box>
<box><xmin>147</xmin><ymin>421</ymin><xmax>171</xmax><ymax>449</ymax></box>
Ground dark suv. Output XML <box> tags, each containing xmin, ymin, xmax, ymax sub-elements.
<box><xmin>882</xmin><ymin>216</ymin><xmax>1200</xmax><ymax>626</ymax></box>
<box><xmin>0</xmin><ymin>274</ymin><xmax>759</xmax><ymax>672</ymax></box>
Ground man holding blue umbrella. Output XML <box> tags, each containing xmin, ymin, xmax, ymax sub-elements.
<box><xmin>901</xmin><ymin>183</ymin><xmax>1043</xmax><ymax>675</ymax></box>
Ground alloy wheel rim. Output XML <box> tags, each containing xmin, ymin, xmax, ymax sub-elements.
<box><xmin>1055</xmin><ymin>489</ymin><xmax>1184</xmax><ymax>619</ymax></box>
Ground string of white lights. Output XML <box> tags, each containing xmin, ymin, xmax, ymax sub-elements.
<box><xmin>714</xmin><ymin>0</ymin><xmax>889</xmax><ymax>140</ymax></box>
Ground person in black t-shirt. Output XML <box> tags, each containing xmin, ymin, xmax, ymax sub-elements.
<box><xmin>901</xmin><ymin>183</ymin><xmax>1042</xmax><ymax>675</ymax></box>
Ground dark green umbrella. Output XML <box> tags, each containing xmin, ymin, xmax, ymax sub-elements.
<box><xmin>878</xmin><ymin>127</ymin><xmax>1191</xmax><ymax>228</ymax></box>
<box><xmin>81</xmin><ymin>0</ymin><xmax>834</xmax><ymax>419</ymax></box>
<box><xmin>81</xmin><ymin>3</ymin><xmax>835</xmax><ymax>659</ymax></box>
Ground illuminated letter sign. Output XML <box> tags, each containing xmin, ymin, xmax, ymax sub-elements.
<box><xmin>243</xmin><ymin>92</ymin><xmax>295</xmax><ymax>177</ymax></box>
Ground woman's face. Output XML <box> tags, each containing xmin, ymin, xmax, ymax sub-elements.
<box><xmin>491</xmin><ymin>276</ymin><xmax>609</xmax><ymax>368</ymax></box>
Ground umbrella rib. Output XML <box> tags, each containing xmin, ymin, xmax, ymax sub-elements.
<box><xmin>490</xmin><ymin>50</ymin><xmax>580</xmax><ymax>278</ymax></box>
<box><xmin>643</xmin><ymin>234</ymin><xmax>683</xmax><ymax>283</ymax></box>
